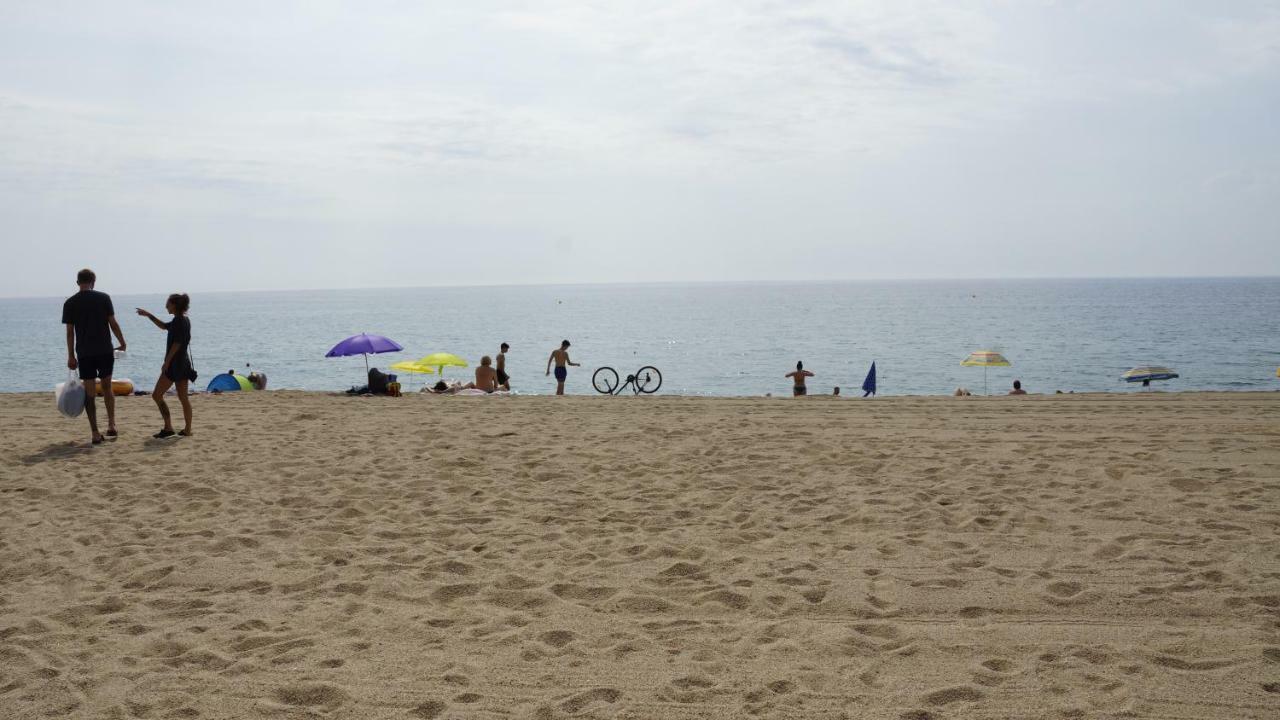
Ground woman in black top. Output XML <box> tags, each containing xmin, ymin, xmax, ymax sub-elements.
<box><xmin>137</xmin><ymin>293</ymin><xmax>194</xmax><ymax>438</ymax></box>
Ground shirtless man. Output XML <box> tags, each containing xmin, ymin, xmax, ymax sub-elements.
<box><xmin>785</xmin><ymin>361</ymin><xmax>814</xmax><ymax>397</ymax></box>
<box><xmin>495</xmin><ymin>343</ymin><xmax>510</xmax><ymax>390</ymax></box>
<box><xmin>545</xmin><ymin>340</ymin><xmax>579</xmax><ymax>395</ymax></box>
<box><xmin>469</xmin><ymin>356</ymin><xmax>498</xmax><ymax>393</ymax></box>
<box><xmin>1008</xmin><ymin>380</ymin><xmax>1027</xmax><ymax>395</ymax></box>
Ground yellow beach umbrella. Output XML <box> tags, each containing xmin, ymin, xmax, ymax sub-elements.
<box><xmin>390</xmin><ymin>361</ymin><xmax>435</xmax><ymax>375</ymax></box>
<box><xmin>389</xmin><ymin>361</ymin><xmax>434</xmax><ymax>390</ymax></box>
<box><xmin>961</xmin><ymin>350</ymin><xmax>1011</xmax><ymax>396</ymax></box>
<box><xmin>417</xmin><ymin>352</ymin><xmax>469</xmax><ymax>379</ymax></box>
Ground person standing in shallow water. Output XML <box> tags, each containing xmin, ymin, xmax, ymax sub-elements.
<box><xmin>137</xmin><ymin>294</ymin><xmax>195</xmax><ymax>438</ymax></box>
<box><xmin>62</xmin><ymin>268</ymin><xmax>127</xmax><ymax>444</ymax></box>
<box><xmin>786</xmin><ymin>361</ymin><xmax>814</xmax><ymax>397</ymax></box>
<box><xmin>546</xmin><ymin>339</ymin><xmax>579</xmax><ymax>395</ymax></box>
<box><xmin>496</xmin><ymin>342</ymin><xmax>511</xmax><ymax>391</ymax></box>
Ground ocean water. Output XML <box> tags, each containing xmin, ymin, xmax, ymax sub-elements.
<box><xmin>2</xmin><ymin>278</ymin><xmax>1277</xmax><ymax>396</ymax></box>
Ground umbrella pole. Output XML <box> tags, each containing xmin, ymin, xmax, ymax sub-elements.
<box><xmin>364</xmin><ymin>354</ymin><xmax>369</xmax><ymax>374</ymax></box>
<box><xmin>985</xmin><ymin>366</ymin><xmax>989</xmax><ymax>396</ymax></box>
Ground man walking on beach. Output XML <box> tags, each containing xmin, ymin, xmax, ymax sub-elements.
<box><xmin>63</xmin><ymin>268</ymin><xmax>127</xmax><ymax>444</ymax></box>
<box><xmin>496</xmin><ymin>342</ymin><xmax>510</xmax><ymax>391</ymax></box>
<box><xmin>546</xmin><ymin>340</ymin><xmax>579</xmax><ymax>395</ymax></box>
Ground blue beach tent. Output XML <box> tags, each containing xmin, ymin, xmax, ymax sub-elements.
<box><xmin>207</xmin><ymin>373</ymin><xmax>253</xmax><ymax>392</ymax></box>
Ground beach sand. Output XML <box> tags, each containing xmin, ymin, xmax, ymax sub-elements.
<box><xmin>2</xmin><ymin>391</ymin><xmax>1278</xmax><ymax>719</ymax></box>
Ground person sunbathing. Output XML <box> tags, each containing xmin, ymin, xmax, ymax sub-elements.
<box><xmin>465</xmin><ymin>356</ymin><xmax>498</xmax><ymax>393</ymax></box>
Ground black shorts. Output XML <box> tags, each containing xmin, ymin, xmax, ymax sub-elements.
<box><xmin>496</xmin><ymin>369</ymin><xmax>509</xmax><ymax>385</ymax></box>
<box><xmin>77</xmin><ymin>352</ymin><xmax>114</xmax><ymax>381</ymax></box>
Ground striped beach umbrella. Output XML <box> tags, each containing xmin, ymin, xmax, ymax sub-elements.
<box><xmin>1121</xmin><ymin>366</ymin><xmax>1179</xmax><ymax>387</ymax></box>
<box><xmin>961</xmin><ymin>350</ymin><xmax>1011</xmax><ymax>396</ymax></box>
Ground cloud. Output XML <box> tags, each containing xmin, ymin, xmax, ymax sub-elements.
<box><xmin>0</xmin><ymin>1</ymin><xmax>1278</xmax><ymax>296</ymax></box>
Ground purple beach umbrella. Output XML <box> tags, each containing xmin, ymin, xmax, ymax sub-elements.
<box><xmin>325</xmin><ymin>333</ymin><xmax>404</xmax><ymax>373</ymax></box>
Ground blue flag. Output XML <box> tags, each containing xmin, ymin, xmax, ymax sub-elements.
<box><xmin>862</xmin><ymin>362</ymin><xmax>877</xmax><ymax>397</ymax></box>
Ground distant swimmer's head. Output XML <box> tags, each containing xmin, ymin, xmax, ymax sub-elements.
<box><xmin>500</xmin><ymin>342</ymin><xmax>509</xmax><ymax>352</ymax></box>
<box><xmin>833</xmin><ymin>386</ymin><xmax>840</xmax><ymax>395</ymax></box>
<box><xmin>796</xmin><ymin>361</ymin><xmax>803</xmax><ymax>371</ymax></box>
<box><xmin>166</xmin><ymin>293</ymin><xmax>190</xmax><ymax>315</ymax></box>
<box><xmin>1013</xmin><ymin>380</ymin><xmax>1022</xmax><ymax>390</ymax></box>
<box><xmin>481</xmin><ymin>355</ymin><xmax>492</xmax><ymax>366</ymax></box>
<box><xmin>76</xmin><ymin>268</ymin><xmax>96</xmax><ymax>288</ymax></box>
<box><xmin>561</xmin><ymin>340</ymin><xmax>571</xmax><ymax>348</ymax></box>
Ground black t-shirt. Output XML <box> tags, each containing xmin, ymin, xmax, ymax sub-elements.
<box><xmin>166</xmin><ymin>316</ymin><xmax>191</xmax><ymax>358</ymax></box>
<box><xmin>61</xmin><ymin>290</ymin><xmax>115</xmax><ymax>356</ymax></box>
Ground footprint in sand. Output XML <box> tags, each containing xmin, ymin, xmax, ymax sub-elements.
<box><xmin>560</xmin><ymin>687</ymin><xmax>622</xmax><ymax>714</ymax></box>
<box><xmin>922</xmin><ymin>685</ymin><xmax>984</xmax><ymax>705</ymax></box>
<box><xmin>410</xmin><ymin>699</ymin><xmax>446</xmax><ymax>718</ymax></box>
<box><xmin>539</xmin><ymin>630</ymin><xmax>576</xmax><ymax>648</ymax></box>
<box><xmin>273</xmin><ymin>682</ymin><xmax>348</xmax><ymax>708</ymax></box>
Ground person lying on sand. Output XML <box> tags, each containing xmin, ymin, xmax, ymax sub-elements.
<box><xmin>425</xmin><ymin>380</ymin><xmax>455</xmax><ymax>394</ymax></box>
<box><xmin>785</xmin><ymin>361</ymin><xmax>814</xmax><ymax>397</ymax></box>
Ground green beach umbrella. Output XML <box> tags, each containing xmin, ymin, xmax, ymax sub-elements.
<box><xmin>417</xmin><ymin>353</ymin><xmax>468</xmax><ymax>379</ymax></box>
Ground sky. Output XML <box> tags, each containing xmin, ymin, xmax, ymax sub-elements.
<box><xmin>2</xmin><ymin>1</ymin><xmax>1278</xmax><ymax>297</ymax></box>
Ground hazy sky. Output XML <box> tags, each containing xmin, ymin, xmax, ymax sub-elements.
<box><xmin>2</xmin><ymin>1</ymin><xmax>1278</xmax><ymax>296</ymax></box>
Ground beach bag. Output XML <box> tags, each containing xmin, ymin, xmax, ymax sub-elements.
<box><xmin>56</xmin><ymin>370</ymin><xmax>85</xmax><ymax>418</ymax></box>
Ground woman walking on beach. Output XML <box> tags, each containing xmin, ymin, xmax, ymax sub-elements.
<box><xmin>137</xmin><ymin>294</ymin><xmax>195</xmax><ymax>438</ymax></box>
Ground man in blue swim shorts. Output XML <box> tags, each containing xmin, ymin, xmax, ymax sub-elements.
<box><xmin>545</xmin><ymin>339</ymin><xmax>580</xmax><ymax>395</ymax></box>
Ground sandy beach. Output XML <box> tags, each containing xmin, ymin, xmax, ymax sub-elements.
<box><xmin>2</xmin><ymin>391</ymin><xmax>1278</xmax><ymax>719</ymax></box>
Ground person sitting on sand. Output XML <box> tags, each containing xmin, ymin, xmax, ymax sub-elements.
<box><xmin>1009</xmin><ymin>380</ymin><xmax>1027</xmax><ymax>395</ymax></box>
<box><xmin>785</xmin><ymin>361</ymin><xmax>814</xmax><ymax>397</ymax></box>
<box><xmin>465</xmin><ymin>356</ymin><xmax>498</xmax><ymax>393</ymax></box>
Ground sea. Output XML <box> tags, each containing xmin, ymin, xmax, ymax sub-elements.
<box><xmin>2</xmin><ymin>278</ymin><xmax>1277</xmax><ymax>397</ymax></box>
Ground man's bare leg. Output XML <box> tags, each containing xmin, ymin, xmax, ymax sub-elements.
<box><xmin>101</xmin><ymin>374</ymin><xmax>117</xmax><ymax>435</ymax></box>
<box><xmin>83</xmin><ymin>376</ymin><xmax>103</xmax><ymax>442</ymax></box>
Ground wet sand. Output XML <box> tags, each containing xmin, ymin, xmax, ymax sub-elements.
<box><xmin>2</xmin><ymin>391</ymin><xmax>1279</xmax><ymax>719</ymax></box>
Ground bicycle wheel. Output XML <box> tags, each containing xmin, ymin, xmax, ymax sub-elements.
<box><xmin>635</xmin><ymin>366</ymin><xmax>662</xmax><ymax>394</ymax></box>
<box><xmin>592</xmin><ymin>366</ymin><xmax>620</xmax><ymax>394</ymax></box>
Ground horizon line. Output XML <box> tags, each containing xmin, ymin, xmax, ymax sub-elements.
<box><xmin>4</xmin><ymin>273</ymin><xmax>1278</xmax><ymax>301</ymax></box>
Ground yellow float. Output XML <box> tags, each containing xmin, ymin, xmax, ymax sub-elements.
<box><xmin>92</xmin><ymin>378</ymin><xmax>135</xmax><ymax>395</ymax></box>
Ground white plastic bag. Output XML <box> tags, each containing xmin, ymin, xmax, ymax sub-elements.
<box><xmin>56</xmin><ymin>370</ymin><xmax>85</xmax><ymax>418</ymax></box>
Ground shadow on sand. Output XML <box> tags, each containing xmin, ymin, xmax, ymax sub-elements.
<box><xmin>20</xmin><ymin>441</ymin><xmax>96</xmax><ymax>465</ymax></box>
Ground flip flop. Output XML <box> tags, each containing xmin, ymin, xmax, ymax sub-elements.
<box><xmin>153</xmin><ymin>429</ymin><xmax>176</xmax><ymax>439</ymax></box>
<box><xmin>178</xmin><ymin>430</ymin><xmax>193</xmax><ymax>437</ymax></box>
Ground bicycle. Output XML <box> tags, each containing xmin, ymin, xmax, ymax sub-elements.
<box><xmin>593</xmin><ymin>365</ymin><xmax>663</xmax><ymax>395</ymax></box>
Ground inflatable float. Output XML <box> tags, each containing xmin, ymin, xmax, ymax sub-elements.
<box><xmin>92</xmin><ymin>378</ymin><xmax>135</xmax><ymax>395</ymax></box>
<box><xmin>207</xmin><ymin>372</ymin><xmax>266</xmax><ymax>392</ymax></box>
